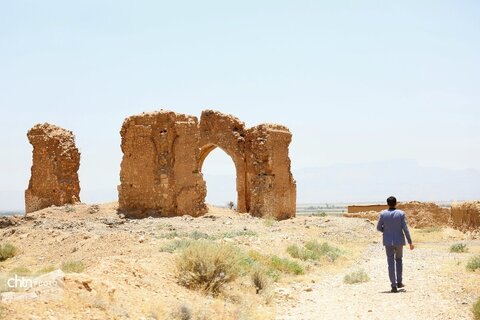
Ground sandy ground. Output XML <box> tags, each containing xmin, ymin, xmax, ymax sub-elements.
<box><xmin>278</xmin><ymin>242</ymin><xmax>480</xmax><ymax>320</ymax></box>
<box><xmin>0</xmin><ymin>203</ymin><xmax>479</xmax><ymax>320</ymax></box>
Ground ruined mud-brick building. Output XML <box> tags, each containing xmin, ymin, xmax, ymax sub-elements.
<box><xmin>451</xmin><ymin>201</ymin><xmax>480</xmax><ymax>230</ymax></box>
<box><xmin>25</xmin><ymin>123</ymin><xmax>81</xmax><ymax>213</ymax></box>
<box><xmin>118</xmin><ymin>110</ymin><xmax>296</xmax><ymax>219</ymax></box>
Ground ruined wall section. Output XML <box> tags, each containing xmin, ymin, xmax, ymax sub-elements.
<box><xmin>199</xmin><ymin>110</ymin><xmax>247</xmax><ymax>212</ymax></box>
<box><xmin>118</xmin><ymin>111</ymin><xmax>207</xmax><ymax>218</ymax></box>
<box><xmin>451</xmin><ymin>201</ymin><xmax>480</xmax><ymax>230</ymax></box>
<box><xmin>348</xmin><ymin>205</ymin><xmax>389</xmax><ymax>214</ymax></box>
<box><xmin>25</xmin><ymin>123</ymin><xmax>81</xmax><ymax>213</ymax></box>
<box><xmin>246</xmin><ymin>124</ymin><xmax>296</xmax><ymax>220</ymax></box>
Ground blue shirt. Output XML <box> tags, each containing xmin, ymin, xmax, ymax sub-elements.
<box><xmin>377</xmin><ymin>208</ymin><xmax>413</xmax><ymax>246</ymax></box>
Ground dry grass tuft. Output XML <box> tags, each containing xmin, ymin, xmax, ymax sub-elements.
<box><xmin>175</xmin><ymin>241</ymin><xmax>240</xmax><ymax>295</ymax></box>
<box><xmin>36</xmin><ymin>265</ymin><xmax>56</xmax><ymax>275</ymax></box>
<box><xmin>466</xmin><ymin>255</ymin><xmax>480</xmax><ymax>272</ymax></box>
<box><xmin>0</xmin><ymin>243</ymin><xmax>17</xmax><ymax>261</ymax></box>
<box><xmin>10</xmin><ymin>266</ymin><xmax>31</xmax><ymax>276</ymax></box>
<box><xmin>287</xmin><ymin>240</ymin><xmax>342</xmax><ymax>262</ymax></box>
<box><xmin>251</xmin><ymin>267</ymin><xmax>272</xmax><ymax>294</ymax></box>
<box><xmin>343</xmin><ymin>270</ymin><xmax>370</xmax><ymax>284</ymax></box>
<box><xmin>171</xmin><ymin>304</ymin><xmax>192</xmax><ymax>320</ymax></box>
<box><xmin>449</xmin><ymin>243</ymin><xmax>468</xmax><ymax>253</ymax></box>
<box><xmin>61</xmin><ymin>261</ymin><xmax>85</xmax><ymax>273</ymax></box>
<box><xmin>473</xmin><ymin>296</ymin><xmax>480</xmax><ymax>320</ymax></box>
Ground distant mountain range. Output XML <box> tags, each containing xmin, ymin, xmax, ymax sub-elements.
<box><xmin>205</xmin><ymin>159</ymin><xmax>480</xmax><ymax>205</ymax></box>
<box><xmin>294</xmin><ymin>159</ymin><xmax>480</xmax><ymax>204</ymax></box>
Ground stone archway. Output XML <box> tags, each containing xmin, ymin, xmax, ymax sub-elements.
<box><xmin>118</xmin><ymin>109</ymin><xmax>296</xmax><ymax>220</ymax></box>
<box><xmin>199</xmin><ymin>110</ymin><xmax>248</xmax><ymax>213</ymax></box>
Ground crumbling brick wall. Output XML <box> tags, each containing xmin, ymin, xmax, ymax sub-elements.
<box><xmin>451</xmin><ymin>201</ymin><xmax>480</xmax><ymax>231</ymax></box>
<box><xmin>119</xmin><ymin>110</ymin><xmax>296</xmax><ymax>220</ymax></box>
<box><xmin>118</xmin><ymin>111</ymin><xmax>207</xmax><ymax>218</ymax></box>
<box><xmin>246</xmin><ymin>124</ymin><xmax>297</xmax><ymax>219</ymax></box>
<box><xmin>25</xmin><ymin>123</ymin><xmax>81</xmax><ymax>213</ymax></box>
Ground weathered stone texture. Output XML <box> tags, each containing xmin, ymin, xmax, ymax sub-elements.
<box><xmin>118</xmin><ymin>111</ymin><xmax>207</xmax><ymax>218</ymax></box>
<box><xmin>119</xmin><ymin>109</ymin><xmax>297</xmax><ymax>220</ymax></box>
<box><xmin>246</xmin><ymin>124</ymin><xmax>297</xmax><ymax>219</ymax></box>
<box><xmin>25</xmin><ymin>123</ymin><xmax>81</xmax><ymax>213</ymax></box>
<box><xmin>451</xmin><ymin>201</ymin><xmax>480</xmax><ymax>230</ymax></box>
<box><xmin>199</xmin><ymin>110</ymin><xmax>247</xmax><ymax>212</ymax></box>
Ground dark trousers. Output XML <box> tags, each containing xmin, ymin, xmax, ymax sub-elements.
<box><xmin>385</xmin><ymin>245</ymin><xmax>403</xmax><ymax>287</ymax></box>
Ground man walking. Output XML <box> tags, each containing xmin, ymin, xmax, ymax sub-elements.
<box><xmin>377</xmin><ymin>196</ymin><xmax>414</xmax><ymax>293</ymax></box>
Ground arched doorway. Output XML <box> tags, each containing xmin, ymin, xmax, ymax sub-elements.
<box><xmin>199</xmin><ymin>146</ymin><xmax>237</xmax><ymax>209</ymax></box>
<box><xmin>199</xmin><ymin>143</ymin><xmax>247</xmax><ymax>212</ymax></box>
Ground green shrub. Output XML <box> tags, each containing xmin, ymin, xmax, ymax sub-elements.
<box><xmin>466</xmin><ymin>255</ymin><xmax>480</xmax><ymax>272</ymax></box>
<box><xmin>287</xmin><ymin>240</ymin><xmax>342</xmax><ymax>262</ymax></box>
<box><xmin>270</xmin><ymin>256</ymin><xmax>304</xmax><ymax>275</ymax></box>
<box><xmin>175</xmin><ymin>241</ymin><xmax>240</xmax><ymax>295</ymax></box>
<box><xmin>449</xmin><ymin>243</ymin><xmax>468</xmax><ymax>253</ymax></box>
<box><xmin>473</xmin><ymin>296</ymin><xmax>480</xmax><ymax>320</ymax></box>
<box><xmin>0</xmin><ymin>243</ymin><xmax>17</xmax><ymax>261</ymax></box>
<box><xmin>187</xmin><ymin>231</ymin><xmax>213</xmax><ymax>240</ymax></box>
<box><xmin>247</xmin><ymin>250</ymin><xmax>304</xmax><ymax>276</ymax></box>
<box><xmin>312</xmin><ymin>212</ymin><xmax>328</xmax><ymax>217</ymax></box>
<box><xmin>61</xmin><ymin>261</ymin><xmax>85</xmax><ymax>273</ymax></box>
<box><xmin>343</xmin><ymin>270</ymin><xmax>370</xmax><ymax>284</ymax></box>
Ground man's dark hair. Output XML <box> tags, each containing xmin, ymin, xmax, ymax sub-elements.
<box><xmin>387</xmin><ymin>196</ymin><xmax>397</xmax><ymax>207</ymax></box>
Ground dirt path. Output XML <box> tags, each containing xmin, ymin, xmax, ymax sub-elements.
<box><xmin>278</xmin><ymin>243</ymin><xmax>477</xmax><ymax>320</ymax></box>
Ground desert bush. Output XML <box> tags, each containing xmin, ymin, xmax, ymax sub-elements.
<box><xmin>312</xmin><ymin>212</ymin><xmax>328</xmax><ymax>217</ymax></box>
<box><xmin>251</xmin><ymin>267</ymin><xmax>272</xmax><ymax>294</ymax></box>
<box><xmin>64</xmin><ymin>205</ymin><xmax>76</xmax><ymax>213</ymax></box>
<box><xmin>343</xmin><ymin>270</ymin><xmax>370</xmax><ymax>284</ymax></box>
<box><xmin>247</xmin><ymin>250</ymin><xmax>303</xmax><ymax>277</ymax></box>
<box><xmin>307</xmin><ymin>241</ymin><xmax>342</xmax><ymax>262</ymax></box>
<box><xmin>160</xmin><ymin>239</ymin><xmax>193</xmax><ymax>253</ymax></box>
<box><xmin>270</xmin><ymin>256</ymin><xmax>304</xmax><ymax>275</ymax></box>
<box><xmin>466</xmin><ymin>255</ymin><xmax>480</xmax><ymax>272</ymax></box>
<box><xmin>10</xmin><ymin>267</ymin><xmax>31</xmax><ymax>276</ymax></box>
<box><xmin>0</xmin><ymin>243</ymin><xmax>17</xmax><ymax>261</ymax></box>
<box><xmin>0</xmin><ymin>304</ymin><xmax>4</xmax><ymax>319</ymax></box>
<box><xmin>287</xmin><ymin>245</ymin><xmax>317</xmax><ymax>261</ymax></box>
<box><xmin>226</xmin><ymin>201</ymin><xmax>235</xmax><ymax>210</ymax></box>
<box><xmin>61</xmin><ymin>261</ymin><xmax>85</xmax><ymax>273</ymax></box>
<box><xmin>187</xmin><ymin>231</ymin><xmax>213</xmax><ymax>240</ymax></box>
<box><xmin>473</xmin><ymin>296</ymin><xmax>480</xmax><ymax>320</ymax></box>
<box><xmin>263</xmin><ymin>215</ymin><xmax>276</xmax><ymax>227</ymax></box>
<box><xmin>175</xmin><ymin>241</ymin><xmax>240</xmax><ymax>295</ymax></box>
<box><xmin>159</xmin><ymin>231</ymin><xmax>214</xmax><ymax>240</ymax></box>
<box><xmin>449</xmin><ymin>243</ymin><xmax>468</xmax><ymax>253</ymax></box>
<box><xmin>222</xmin><ymin>229</ymin><xmax>257</xmax><ymax>238</ymax></box>
<box><xmin>171</xmin><ymin>304</ymin><xmax>192</xmax><ymax>320</ymax></box>
<box><xmin>287</xmin><ymin>241</ymin><xmax>342</xmax><ymax>262</ymax></box>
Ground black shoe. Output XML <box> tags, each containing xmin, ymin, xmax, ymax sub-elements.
<box><xmin>391</xmin><ymin>286</ymin><xmax>398</xmax><ymax>293</ymax></box>
<box><xmin>397</xmin><ymin>283</ymin><xmax>405</xmax><ymax>288</ymax></box>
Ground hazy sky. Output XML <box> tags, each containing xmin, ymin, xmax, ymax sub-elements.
<box><xmin>1</xmin><ymin>1</ymin><xmax>479</xmax><ymax>210</ymax></box>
